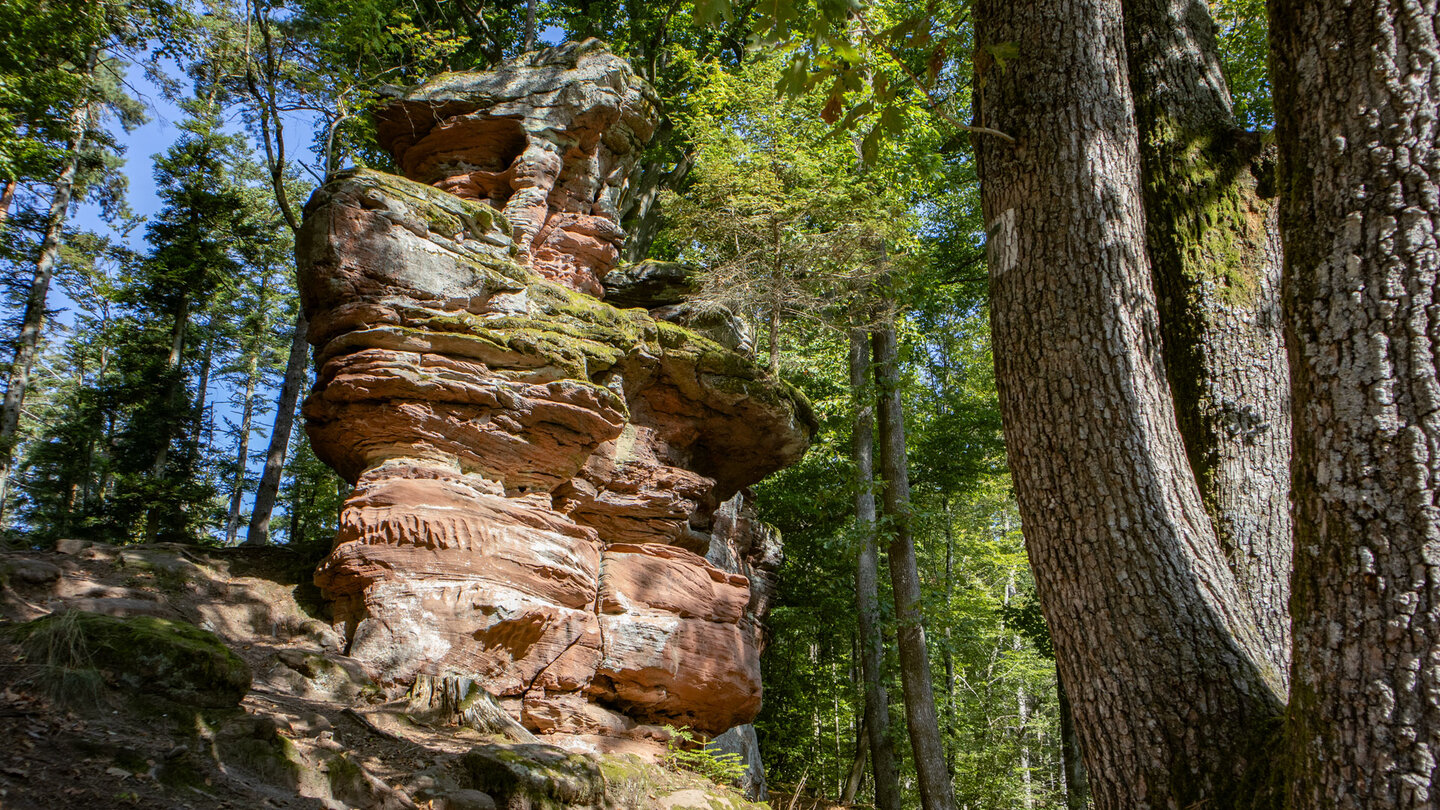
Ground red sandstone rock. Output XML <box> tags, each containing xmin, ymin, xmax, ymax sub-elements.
<box><xmin>299</xmin><ymin>43</ymin><xmax>813</xmax><ymax>742</ymax></box>
<box><xmin>373</xmin><ymin>39</ymin><xmax>658</xmax><ymax>296</ymax></box>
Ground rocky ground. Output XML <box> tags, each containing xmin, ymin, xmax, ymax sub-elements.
<box><xmin>0</xmin><ymin>542</ymin><xmax>765</xmax><ymax>810</ymax></box>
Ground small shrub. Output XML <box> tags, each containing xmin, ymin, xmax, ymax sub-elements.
<box><xmin>662</xmin><ymin>725</ymin><xmax>747</xmax><ymax>787</ymax></box>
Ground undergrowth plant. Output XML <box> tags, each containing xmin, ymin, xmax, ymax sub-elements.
<box><xmin>8</xmin><ymin>609</ymin><xmax>106</xmax><ymax>707</ymax></box>
<box><xmin>662</xmin><ymin>725</ymin><xmax>747</xmax><ymax>788</ymax></box>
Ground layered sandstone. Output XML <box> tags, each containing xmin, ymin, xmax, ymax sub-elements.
<box><xmin>373</xmin><ymin>38</ymin><xmax>659</xmax><ymax>297</ymax></box>
<box><xmin>298</xmin><ymin>41</ymin><xmax>814</xmax><ymax>748</ymax></box>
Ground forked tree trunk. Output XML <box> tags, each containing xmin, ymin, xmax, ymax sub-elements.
<box><xmin>972</xmin><ymin>1</ymin><xmax>1285</xmax><ymax>806</ymax></box>
<box><xmin>246</xmin><ymin>309</ymin><xmax>308</xmax><ymax>545</ymax></box>
<box><xmin>848</xmin><ymin>327</ymin><xmax>902</xmax><ymax>810</ymax></box>
<box><xmin>1271</xmin><ymin>2</ymin><xmax>1440</xmax><ymax>805</ymax></box>
<box><xmin>1121</xmin><ymin>0</ymin><xmax>1293</xmax><ymax>669</ymax></box>
<box><xmin>872</xmin><ymin>324</ymin><xmax>955</xmax><ymax>810</ymax></box>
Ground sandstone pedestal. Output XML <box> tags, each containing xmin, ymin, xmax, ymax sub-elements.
<box><xmin>299</xmin><ymin>42</ymin><xmax>814</xmax><ymax>750</ymax></box>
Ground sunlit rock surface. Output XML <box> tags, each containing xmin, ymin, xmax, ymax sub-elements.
<box><xmin>373</xmin><ymin>39</ymin><xmax>659</xmax><ymax>297</ymax></box>
<box><xmin>297</xmin><ymin>42</ymin><xmax>814</xmax><ymax>748</ymax></box>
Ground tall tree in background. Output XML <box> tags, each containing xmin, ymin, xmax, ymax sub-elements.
<box><xmin>848</xmin><ymin>323</ymin><xmax>902</xmax><ymax>810</ymax></box>
<box><xmin>106</xmin><ymin>104</ymin><xmax>255</xmax><ymax>542</ymax></box>
<box><xmin>0</xmin><ymin>0</ymin><xmax>157</xmax><ymax>522</ymax></box>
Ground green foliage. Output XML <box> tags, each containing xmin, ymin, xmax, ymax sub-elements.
<box><xmin>1211</xmin><ymin>0</ymin><xmax>1272</xmax><ymax>129</ymax></box>
<box><xmin>662</xmin><ymin>725</ymin><xmax>749</xmax><ymax>788</ymax></box>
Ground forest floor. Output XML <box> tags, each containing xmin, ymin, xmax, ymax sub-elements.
<box><xmin>0</xmin><ymin>542</ymin><xmax>763</xmax><ymax>810</ymax></box>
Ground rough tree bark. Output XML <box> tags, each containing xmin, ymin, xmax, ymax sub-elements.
<box><xmin>1121</xmin><ymin>0</ymin><xmax>1293</xmax><ymax>668</ymax></box>
<box><xmin>848</xmin><ymin>327</ymin><xmax>902</xmax><ymax>810</ymax></box>
<box><xmin>1271</xmin><ymin>2</ymin><xmax>1440</xmax><ymax>806</ymax></box>
<box><xmin>873</xmin><ymin>324</ymin><xmax>956</xmax><ymax>810</ymax></box>
<box><xmin>972</xmin><ymin>0</ymin><xmax>1285</xmax><ymax>806</ymax></box>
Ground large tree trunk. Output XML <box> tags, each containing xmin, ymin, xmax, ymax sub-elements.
<box><xmin>972</xmin><ymin>1</ymin><xmax>1285</xmax><ymax>807</ymax></box>
<box><xmin>872</xmin><ymin>324</ymin><xmax>955</xmax><ymax>810</ymax></box>
<box><xmin>1271</xmin><ymin>2</ymin><xmax>1440</xmax><ymax>806</ymax></box>
<box><xmin>1121</xmin><ymin>0</ymin><xmax>1293</xmax><ymax>669</ymax></box>
<box><xmin>848</xmin><ymin>327</ymin><xmax>902</xmax><ymax>810</ymax></box>
<box><xmin>245</xmin><ymin>310</ymin><xmax>308</xmax><ymax>546</ymax></box>
<box><xmin>0</xmin><ymin>54</ymin><xmax>97</xmax><ymax>520</ymax></box>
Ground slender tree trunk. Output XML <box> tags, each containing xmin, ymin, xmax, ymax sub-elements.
<box><xmin>146</xmin><ymin>297</ymin><xmax>191</xmax><ymax>543</ymax></box>
<box><xmin>191</xmin><ymin>331</ymin><xmax>213</xmax><ymax>449</ymax></box>
<box><xmin>841</xmin><ymin>715</ymin><xmax>868</xmax><ymax>804</ymax></box>
<box><xmin>0</xmin><ymin>52</ymin><xmax>98</xmax><ymax>520</ymax></box>
<box><xmin>522</xmin><ymin>0</ymin><xmax>537</xmax><ymax>51</ymax></box>
<box><xmin>226</xmin><ymin>346</ymin><xmax>262</xmax><ymax>545</ymax></box>
<box><xmin>1121</xmin><ymin>0</ymin><xmax>1293</xmax><ymax>670</ymax></box>
<box><xmin>768</xmin><ymin>306</ymin><xmax>781</xmax><ymax>372</ymax></box>
<box><xmin>1017</xmin><ymin>685</ymin><xmax>1033</xmax><ymax>810</ymax></box>
<box><xmin>246</xmin><ymin>310</ymin><xmax>308</xmax><ymax>545</ymax></box>
<box><xmin>972</xmin><ymin>1</ymin><xmax>1284</xmax><ymax>806</ymax></box>
<box><xmin>152</xmin><ymin>296</ymin><xmax>191</xmax><ymax>478</ymax></box>
<box><xmin>1272</xmin><ymin>2</ymin><xmax>1440</xmax><ymax>806</ymax></box>
<box><xmin>873</xmin><ymin>324</ymin><xmax>955</xmax><ymax>810</ymax></box>
<box><xmin>942</xmin><ymin>496</ymin><xmax>956</xmax><ymax>747</ymax></box>
<box><xmin>849</xmin><ymin>327</ymin><xmax>903</xmax><ymax>810</ymax></box>
<box><xmin>243</xmin><ymin>10</ymin><xmax>310</xmax><ymax>546</ymax></box>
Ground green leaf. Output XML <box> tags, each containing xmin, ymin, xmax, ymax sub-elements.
<box><xmin>860</xmin><ymin>124</ymin><xmax>882</xmax><ymax>165</ymax></box>
<box><xmin>880</xmin><ymin>103</ymin><xmax>906</xmax><ymax>135</ymax></box>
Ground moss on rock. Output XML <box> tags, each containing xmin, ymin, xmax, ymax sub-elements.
<box><xmin>462</xmin><ymin>743</ymin><xmax>605</xmax><ymax>809</ymax></box>
<box><xmin>10</xmin><ymin>611</ymin><xmax>251</xmax><ymax>708</ymax></box>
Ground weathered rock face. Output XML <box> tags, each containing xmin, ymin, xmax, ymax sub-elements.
<box><xmin>298</xmin><ymin>42</ymin><xmax>814</xmax><ymax>747</ymax></box>
<box><xmin>374</xmin><ymin>39</ymin><xmax>659</xmax><ymax>297</ymax></box>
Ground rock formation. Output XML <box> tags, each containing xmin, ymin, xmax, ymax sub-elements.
<box><xmin>297</xmin><ymin>40</ymin><xmax>814</xmax><ymax>753</ymax></box>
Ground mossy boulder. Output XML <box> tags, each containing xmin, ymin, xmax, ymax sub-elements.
<box><xmin>11</xmin><ymin>610</ymin><xmax>251</xmax><ymax>708</ymax></box>
<box><xmin>461</xmin><ymin>743</ymin><xmax>605</xmax><ymax>809</ymax></box>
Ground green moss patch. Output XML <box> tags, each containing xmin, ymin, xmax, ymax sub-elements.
<box><xmin>9</xmin><ymin>611</ymin><xmax>251</xmax><ymax>708</ymax></box>
<box><xmin>462</xmin><ymin>742</ymin><xmax>606</xmax><ymax>808</ymax></box>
